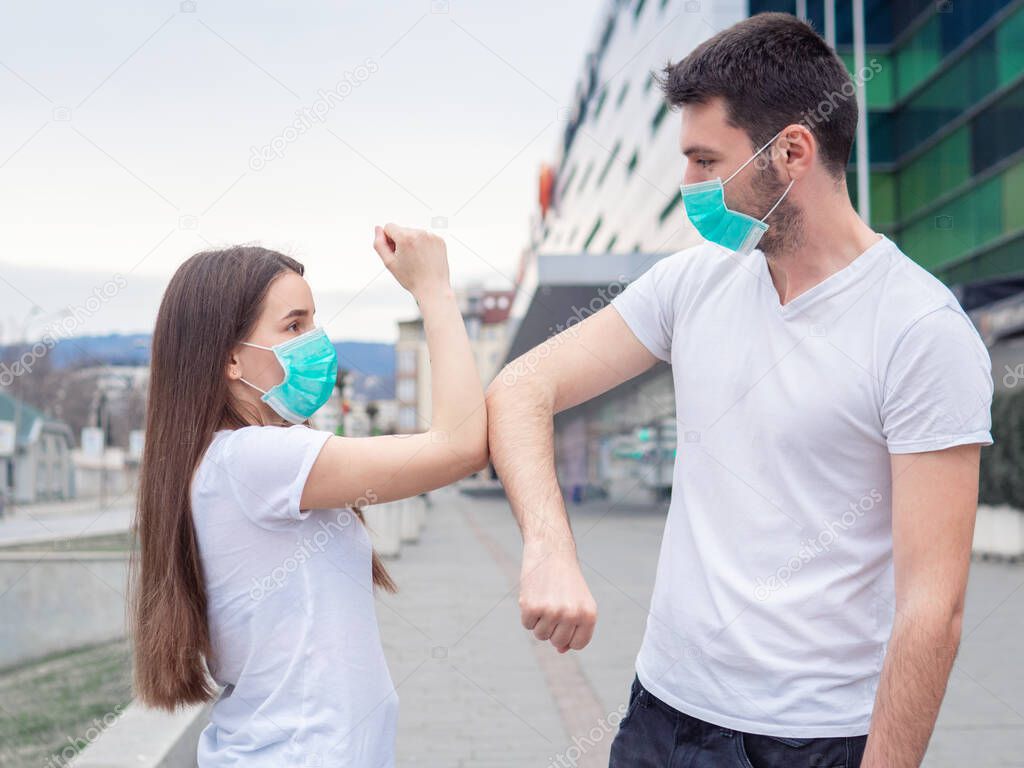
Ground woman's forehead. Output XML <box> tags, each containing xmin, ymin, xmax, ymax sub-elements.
<box><xmin>262</xmin><ymin>272</ymin><xmax>314</xmax><ymax>318</ymax></box>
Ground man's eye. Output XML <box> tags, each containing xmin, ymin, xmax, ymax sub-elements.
<box><xmin>697</xmin><ymin>159</ymin><xmax>712</xmax><ymax>169</ymax></box>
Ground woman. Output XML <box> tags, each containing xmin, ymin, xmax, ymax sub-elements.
<box><xmin>128</xmin><ymin>224</ymin><xmax>488</xmax><ymax>766</ymax></box>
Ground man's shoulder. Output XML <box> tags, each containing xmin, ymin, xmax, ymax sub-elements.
<box><xmin>871</xmin><ymin>237</ymin><xmax>966</xmax><ymax>329</ymax></box>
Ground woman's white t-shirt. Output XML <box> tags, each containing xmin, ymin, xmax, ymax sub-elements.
<box><xmin>190</xmin><ymin>424</ymin><xmax>398</xmax><ymax>767</ymax></box>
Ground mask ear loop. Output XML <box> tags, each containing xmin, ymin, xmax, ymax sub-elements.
<box><xmin>238</xmin><ymin>341</ymin><xmax>273</xmax><ymax>394</ymax></box>
<box><xmin>723</xmin><ymin>127</ymin><xmax>788</xmax><ymax>185</ymax></box>
<box><xmin>760</xmin><ymin>178</ymin><xmax>796</xmax><ymax>222</ymax></box>
<box><xmin>238</xmin><ymin>376</ymin><xmax>267</xmax><ymax>395</ymax></box>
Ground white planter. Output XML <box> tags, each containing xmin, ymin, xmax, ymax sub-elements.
<box><xmin>973</xmin><ymin>505</ymin><xmax>1024</xmax><ymax>559</ymax></box>
<box><xmin>400</xmin><ymin>496</ymin><xmax>424</xmax><ymax>544</ymax></box>
<box><xmin>363</xmin><ymin>502</ymin><xmax>402</xmax><ymax>559</ymax></box>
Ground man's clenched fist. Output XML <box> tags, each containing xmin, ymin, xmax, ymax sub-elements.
<box><xmin>518</xmin><ymin>538</ymin><xmax>597</xmax><ymax>653</ymax></box>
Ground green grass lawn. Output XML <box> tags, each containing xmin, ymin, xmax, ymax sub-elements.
<box><xmin>0</xmin><ymin>531</ymin><xmax>137</xmax><ymax>553</ymax></box>
<box><xmin>0</xmin><ymin>640</ymin><xmax>133</xmax><ymax>767</ymax></box>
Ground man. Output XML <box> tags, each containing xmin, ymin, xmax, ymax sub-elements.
<box><xmin>485</xmin><ymin>13</ymin><xmax>993</xmax><ymax>768</ymax></box>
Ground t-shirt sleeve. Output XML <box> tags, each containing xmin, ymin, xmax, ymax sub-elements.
<box><xmin>219</xmin><ymin>424</ymin><xmax>333</xmax><ymax>528</ymax></box>
<box><xmin>610</xmin><ymin>256</ymin><xmax>679</xmax><ymax>364</ymax></box>
<box><xmin>881</xmin><ymin>305</ymin><xmax>994</xmax><ymax>454</ymax></box>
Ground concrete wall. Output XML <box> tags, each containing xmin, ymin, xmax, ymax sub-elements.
<box><xmin>0</xmin><ymin>551</ymin><xmax>127</xmax><ymax>669</ymax></box>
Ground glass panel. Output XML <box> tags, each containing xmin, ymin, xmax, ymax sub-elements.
<box><xmin>841</xmin><ymin>51</ymin><xmax>894</xmax><ymax>109</ymax></box>
<box><xmin>938</xmin><ymin>231</ymin><xmax>1024</xmax><ymax>282</ymax></box>
<box><xmin>895</xmin><ymin>15</ymin><xmax>941</xmax><ymax>98</ymax></box>
<box><xmin>996</xmin><ymin>5</ymin><xmax>1024</xmax><ymax>85</ymax></box>
<box><xmin>898</xmin><ymin>176</ymin><xmax>1003</xmax><ymax>270</ymax></box>
<box><xmin>898</xmin><ymin>126</ymin><xmax>970</xmax><ymax>220</ymax></box>
<box><xmin>846</xmin><ymin>171</ymin><xmax>897</xmax><ymax>228</ymax></box>
<box><xmin>871</xmin><ymin>171</ymin><xmax>898</xmax><ymax>227</ymax></box>
<box><xmin>972</xmin><ymin>79</ymin><xmax>1024</xmax><ymax>175</ymax></box>
<box><xmin>1003</xmin><ymin>160</ymin><xmax>1024</xmax><ymax>234</ymax></box>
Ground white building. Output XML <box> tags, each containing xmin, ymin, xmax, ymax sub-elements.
<box><xmin>0</xmin><ymin>392</ymin><xmax>75</xmax><ymax>505</ymax></box>
<box><xmin>396</xmin><ymin>285</ymin><xmax>515</xmax><ymax>434</ymax></box>
<box><xmin>503</xmin><ymin>0</ymin><xmax>747</xmax><ymax>501</ymax></box>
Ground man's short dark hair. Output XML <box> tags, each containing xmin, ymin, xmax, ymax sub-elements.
<box><xmin>657</xmin><ymin>12</ymin><xmax>858</xmax><ymax>179</ymax></box>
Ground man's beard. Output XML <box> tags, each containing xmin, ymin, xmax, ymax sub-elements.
<box><xmin>749</xmin><ymin>166</ymin><xmax>801</xmax><ymax>257</ymax></box>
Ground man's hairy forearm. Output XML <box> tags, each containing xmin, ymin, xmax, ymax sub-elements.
<box><xmin>485</xmin><ymin>375</ymin><xmax>573</xmax><ymax>545</ymax></box>
<box><xmin>862</xmin><ymin>609</ymin><xmax>961</xmax><ymax>767</ymax></box>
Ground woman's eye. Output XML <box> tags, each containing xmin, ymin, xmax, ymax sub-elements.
<box><xmin>287</xmin><ymin>321</ymin><xmax>300</xmax><ymax>332</ymax></box>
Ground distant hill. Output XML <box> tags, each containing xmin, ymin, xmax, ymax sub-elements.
<box><xmin>2</xmin><ymin>334</ymin><xmax>395</xmax><ymax>400</ymax></box>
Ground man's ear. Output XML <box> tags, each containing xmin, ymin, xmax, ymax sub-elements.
<box><xmin>780</xmin><ymin>122</ymin><xmax>815</xmax><ymax>178</ymax></box>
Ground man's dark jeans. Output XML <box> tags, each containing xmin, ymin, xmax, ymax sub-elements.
<box><xmin>609</xmin><ymin>676</ymin><xmax>868</xmax><ymax>767</ymax></box>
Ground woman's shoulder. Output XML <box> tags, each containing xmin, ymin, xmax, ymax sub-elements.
<box><xmin>193</xmin><ymin>424</ymin><xmax>335</xmax><ymax>528</ymax></box>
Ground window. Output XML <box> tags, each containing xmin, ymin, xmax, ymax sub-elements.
<box><xmin>559</xmin><ymin>163</ymin><xmax>578</xmax><ymax>201</ymax></box>
<box><xmin>578</xmin><ymin>161</ymin><xmax>594</xmax><ymax>194</ymax></box>
<box><xmin>398</xmin><ymin>407</ymin><xmax>418</xmax><ymax>432</ymax></box>
<box><xmin>616</xmin><ymin>81</ymin><xmax>630</xmax><ymax>109</ymax></box>
<box><xmin>627</xmin><ymin>150</ymin><xmax>639</xmax><ymax>176</ymax></box>
<box><xmin>597</xmin><ymin>141</ymin><xmax>622</xmax><ymax>187</ymax></box>
<box><xmin>652</xmin><ymin>102</ymin><xmax>669</xmax><ymax>134</ymax></box>
<box><xmin>397</xmin><ymin>379</ymin><xmax>416</xmax><ymax>402</ymax></box>
<box><xmin>397</xmin><ymin>348</ymin><xmax>416</xmax><ymax>374</ymax></box>
<box><xmin>583</xmin><ymin>217</ymin><xmax>603</xmax><ymax>251</ymax></box>
<box><xmin>659</xmin><ymin>191</ymin><xmax>681</xmax><ymax>224</ymax></box>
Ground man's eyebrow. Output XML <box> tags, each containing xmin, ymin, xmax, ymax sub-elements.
<box><xmin>682</xmin><ymin>145</ymin><xmax>720</xmax><ymax>157</ymax></box>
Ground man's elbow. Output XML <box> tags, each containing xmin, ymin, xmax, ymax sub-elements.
<box><xmin>486</xmin><ymin>362</ymin><xmax>554</xmax><ymax>414</ymax></box>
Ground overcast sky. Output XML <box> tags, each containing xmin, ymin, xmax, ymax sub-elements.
<box><xmin>0</xmin><ymin>0</ymin><xmax>605</xmax><ymax>344</ymax></box>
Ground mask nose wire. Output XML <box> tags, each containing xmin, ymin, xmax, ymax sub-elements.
<box><xmin>723</xmin><ymin>127</ymin><xmax>787</xmax><ymax>186</ymax></box>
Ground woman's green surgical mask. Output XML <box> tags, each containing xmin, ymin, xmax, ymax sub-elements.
<box><xmin>679</xmin><ymin>128</ymin><xmax>795</xmax><ymax>255</ymax></box>
<box><xmin>239</xmin><ymin>326</ymin><xmax>338</xmax><ymax>424</ymax></box>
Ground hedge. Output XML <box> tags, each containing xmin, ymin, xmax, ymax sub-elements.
<box><xmin>979</xmin><ymin>390</ymin><xmax>1024</xmax><ymax>510</ymax></box>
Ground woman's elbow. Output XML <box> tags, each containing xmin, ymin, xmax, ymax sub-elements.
<box><xmin>463</xmin><ymin>434</ymin><xmax>490</xmax><ymax>476</ymax></box>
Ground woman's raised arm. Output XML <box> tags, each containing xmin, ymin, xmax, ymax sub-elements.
<box><xmin>300</xmin><ymin>223</ymin><xmax>488</xmax><ymax>509</ymax></box>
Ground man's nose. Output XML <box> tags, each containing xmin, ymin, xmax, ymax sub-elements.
<box><xmin>682</xmin><ymin>168</ymin><xmax>706</xmax><ymax>186</ymax></box>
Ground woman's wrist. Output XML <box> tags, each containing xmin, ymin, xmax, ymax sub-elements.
<box><xmin>413</xmin><ymin>284</ymin><xmax>456</xmax><ymax>308</ymax></box>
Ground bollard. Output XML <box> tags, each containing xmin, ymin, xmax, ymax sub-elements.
<box><xmin>364</xmin><ymin>501</ymin><xmax>401</xmax><ymax>559</ymax></box>
<box><xmin>400</xmin><ymin>497</ymin><xmax>420</xmax><ymax>544</ymax></box>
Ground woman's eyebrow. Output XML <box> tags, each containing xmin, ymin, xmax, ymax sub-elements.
<box><xmin>280</xmin><ymin>308</ymin><xmax>310</xmax><ymax>321</ymax></box>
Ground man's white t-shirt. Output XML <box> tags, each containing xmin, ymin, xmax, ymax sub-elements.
<box><xmin>190</xmin><ymin>424</ymin><xmax>398</xmax><ymax>767</ymax></box>
<box><xmin>609</xmin><ymin>234</ymin><xmax>993</xmax><ymax>737</ymax></box>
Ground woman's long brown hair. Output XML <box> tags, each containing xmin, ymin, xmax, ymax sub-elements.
<box><xmin>129</xmin><ymin>246</ymin><xmax>395</xmax><ymax>712</ymax></box>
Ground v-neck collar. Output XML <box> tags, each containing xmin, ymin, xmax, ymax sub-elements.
<box><xmin>754</xmin><ymin>233</ymin><xmax>889</xmax><ymax>319</ymax></box>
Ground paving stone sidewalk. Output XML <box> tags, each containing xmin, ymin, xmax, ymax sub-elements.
<box><xmin>379</xmin><ymin>487</ymin><xmax>1024</xmax><ymax>768</ymax></box>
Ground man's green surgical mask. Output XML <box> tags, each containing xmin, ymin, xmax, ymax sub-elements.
<box><xmin>679</xmin><ymin>128</ymin><xmax>795</xmax><ymax>255</ymax></box>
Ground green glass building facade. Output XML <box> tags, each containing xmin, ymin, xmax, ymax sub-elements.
<box><xmin>753</xmin><ymin>0</ymin><xmax>1024</xmax><ymax>283</ymax></box>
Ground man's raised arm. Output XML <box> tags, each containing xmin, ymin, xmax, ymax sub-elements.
<box><xmin>484</xmin><ymin>304</ymin><xmax>660</xmax><ymax>653</ymax></box>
